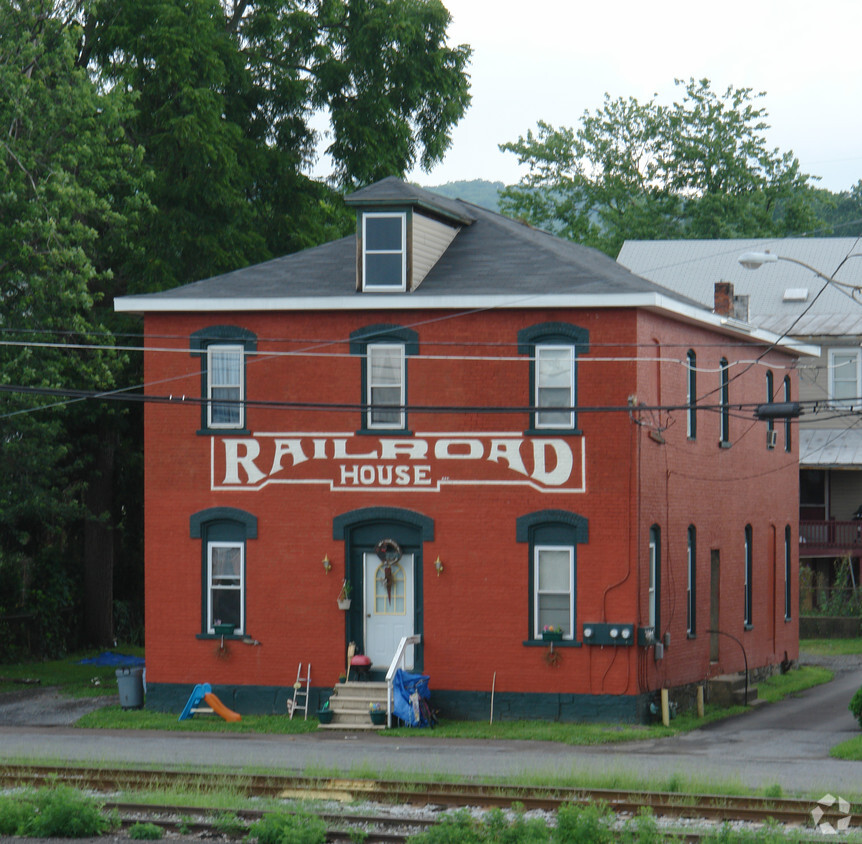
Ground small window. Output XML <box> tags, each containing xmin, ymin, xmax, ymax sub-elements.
<box><xmin>208</xmin><ymin>542</ymin><xmax>244</xmax><ymax>634</ymax></box>
<box><xmin>190</xmin><ymin>326</ymin><xmax>257</xmax><ymax>434</ymax></box>
<box><xmin>783</xmin><ymin>376</ymin><xmax>792</xmax><ymax>452</ymax></box>
<box><xmin>765</xmin><ymin>371</ymin><xmax>775</xmax><ymax>448</ymax></box>
<box><xmin>535</xmin><ymin>546</ymin><xmax>573</xmax><ymax>638</ymax></box>
<box><xmin>518</xmin><ymin>322</ymin><xmax>589</xmax><ymax>433</ymax></box>
<box><xmin>517</xmin><ymin>509</ymin><xmax>588</xmax><ymax>644</ymax></box>
<box><xmin>719</xmin><ymin>358</ymin><xmax>730</xmax><ymax>444</ymax></box>
<box><xmin>686</xmin><ymin>350</ymin><xmax>697</xmax><ymax>439</ymax></box>
<box><xmin>536</xmin><ymin>346</ymin><xmax>575</xmax><ymax>428</ymax></box>
<box><xmin>349</xmin><ymin>324</ymin><xmax>418</xmax><ymax>434</ymax></box>
<box><xmin>829</xmin><ymin>349</ymin><xmax>860</xmax><ymax>409</ymax></box>
<box><xmin>368</xmin><ymin>344</ymin><xmax>405</xmax><ymax>429</ymax></box>
<box><xmin>744</xmin><ymin>525</ymin><xmax>753</xmax><ymax>628</ymax></box>
<box><xmin>784</xmin><ymin>525</ymin><xmax>792</xmax><ymax>621</ymax></box>
<box><xmin>363</xmin><ymin>212</ymin><xmax>406</xmax><ymax>290</ymax></box>
<box><xmin>649</xmin><ymin>525</ymin><xmax>661</xmax><ymax>634</ymax></box>
<box><xmin>687</xmin><ymin>525</ymin><xmax>696</xmax><ymax>635</ymax></box>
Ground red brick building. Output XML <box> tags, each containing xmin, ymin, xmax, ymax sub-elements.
<box><xmin>116</xmin><ymin>178</ymin><xmax>811</xmax><ymax>721</ymax></box>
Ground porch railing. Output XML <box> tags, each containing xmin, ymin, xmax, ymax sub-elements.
<box><xmin>799</xmin><ymin>520</ymin><xmax>862</xmax><ymax>555</ymax></box>
<box><xmin>385</xmin><ymin>633</ymin><xmax>421</xmax><ymax>728</ymax></box>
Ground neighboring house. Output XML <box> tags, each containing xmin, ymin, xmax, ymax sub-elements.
<box><xmin>618</xmin><ymin>238</ymin><xmax>862</xmax><ymax>607</ymax></box>
<box><xmin>114</xmin><ymin>180</ymin><xmax>810</xmax><ymax>723</ymax></box>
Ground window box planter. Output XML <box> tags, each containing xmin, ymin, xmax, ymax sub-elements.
<box><xmin>542</xmin><ymin>631</ymin><xmax>563</xmax><ymax>642</ymax></box>
<box><xmin>369</xmin><ymin>710</ymin><xmax>387</xmax><ymax>726</ymax></box>
<box><xmin>214</xmin><ymin>623</ymin><xmax>236</xmax><ymax>636</ymax></box>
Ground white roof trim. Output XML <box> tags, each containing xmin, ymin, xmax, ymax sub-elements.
<box><xmin>115</xmin><ymin>291</ymin><xmax>819</xmax><ymax>357</ymax></box>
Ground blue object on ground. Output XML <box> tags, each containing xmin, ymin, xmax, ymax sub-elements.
<box><xmin>391</xmin><ymin>669</ymin><xmax>430</xmax><ymax>727</ymax></box>
<box><xmin>77</xmin><ymin>652</ymin><xmax>145</xmax><ymax>667</ymax></box>
<box><xmin>179</xmin><ymin>683</ymin><xmax>212</xmax><ymax>721</ymax></box>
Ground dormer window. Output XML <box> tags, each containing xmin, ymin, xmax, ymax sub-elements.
<box><xmin>363</xmin><ymin>212</ymin><xmax>406</xmax><ymax>291</ymax></box>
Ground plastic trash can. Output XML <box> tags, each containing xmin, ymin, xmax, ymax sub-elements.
<box><xmin>116</xmin><ymin>667</ymin><xmax>144</xmax><ymax>709</ymax></box>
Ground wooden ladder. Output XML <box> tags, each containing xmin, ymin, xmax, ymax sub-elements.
<box><xmin>287</xmin><ymin>662</ymin><xmax>311</xmax><ymax>720</ymax></box>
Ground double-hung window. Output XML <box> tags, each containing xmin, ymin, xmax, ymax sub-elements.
<box><xmin>517</xmin><ymin>509</ymin><xmax>588</xmax><ymax>643</ymax></box>
<box><xmin>649</xmin><ymin>525</ymin><xmax>661</xmax><ymax>635</ymax></box>
<box><xmin>536</xmin><ymin>346</ymin><xmax>575</xmax><ymax>428</ymax></box>
<box><xmin>829</xmin><ymin>348</ymin><xmax>861</xmax><ymax>409</ymax></box>
<box><xmin>208</xmin><ymin>542</ymin><xmax>244</xmax><ymax>634</ymax></box>
<box><xmin>535</xmin><ymin>546</ymin><xmax>574</xmax><ymax>636</ymax></box>
<box><xmin>190</xmin><ymin>326</ymin><xmax>257</xmax><ymax>434</ymax></box>
<box><xmin>362</xmin><ymin>212</ymin><xmax>407</xmax><ymax>291</ymax></box>
<box><xmin>190</xmin><ymin>507</ymin><xmax>257</xmax><ymax>637</ymax></box>
<box><xmin>687</xmin><ymin>525</ymin><xmax>696</xmax><ymax>636</ymax></box>
<box><xmin>719</xmin><ymin>358</ymin><xmax>730</xmax><ymax>444</ymax></box>
<box><xmin>686</xmin><ymin>350</ymin><xmax>697</xmax><ymax>439</ymax></box>
<box><xmin>518</xmin><ymin>322</ymin><xmax>589</xmax><ymax>433</ymax></box>
<box><xmin>368</xmin><ymin>343</ymin><xmax>405</xmax><ymax>429</ymax></box>
<box><xmin>350</xmin><ymin>324</ymin><xmax>418</xmax><ymax>434</ymax></box>
<box><xmin>208</xmin><ymin>346</ymin><xmax>243</xmax><ymax>428</ymax></box>
<box><xmin>784</xmin><ymin>525</ymin><xmax>792</xmax><ymax>621</ymax></box>
<box><xmin>744</xmin><ymin>525</ymin><xmax>753</xmax><ymax>628</ymax></box>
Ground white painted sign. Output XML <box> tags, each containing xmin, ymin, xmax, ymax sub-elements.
<box><xmin>211</xmin><ymin>432</ymin><xmax>586</xmax><ymax>493</ymax></box>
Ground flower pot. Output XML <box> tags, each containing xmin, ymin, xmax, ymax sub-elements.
<box><xmin>337</xmin><ymin>599</ymin><xmax>351</xmax><ymax>610</ymax></box>
<box><xmin>317</xmin><ymin>709</ymin><xmax>334</xmax><ymax>724</ymax></box>
<box><xmin>214</xmin><ymin>623</ymin><xmax>235</xmax><ymax>636</ymax></box>
<box><xmin>542</xmin><ymin>631</ymin><xmax>563</xmax><ymax>642</ymax></box>
<box><xmin>369</xmin><ymin>710</ymin><xmax>386</xmax><ymax>726</ymax></box>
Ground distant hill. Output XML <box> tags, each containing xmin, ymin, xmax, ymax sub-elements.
<box><xmin>423</xmin><ymin>179</ymin><xmax>506</xmax><ymax>213</ymax></box>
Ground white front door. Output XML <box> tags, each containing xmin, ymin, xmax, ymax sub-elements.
<box><xmin>363</xmin><ymin>552</ymin><xmax>414</xmax><ymax>669</ymax></box>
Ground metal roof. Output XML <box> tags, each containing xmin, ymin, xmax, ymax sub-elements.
<box><xmin>617</xmin><ymin>239</ymin><xmax>862</xmax><ymax>336</ymax></box>
<box><xmin>800</xmin><ymin>428</ymin><xmax>862</xmax><ymax>467</ymax></box>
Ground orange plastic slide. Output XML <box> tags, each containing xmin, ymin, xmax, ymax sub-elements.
<box><xmin>203</xmin><ymin>692</ymin><xmax>241</xmax><ymax>722</ymax></box>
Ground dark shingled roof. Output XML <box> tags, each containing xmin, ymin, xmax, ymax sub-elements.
<box><xmin>120</xmin><ymin>180</ymin><xmax>703</xmax><ymax>308</ymax></box>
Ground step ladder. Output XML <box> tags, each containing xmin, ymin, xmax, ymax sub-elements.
<box><xmin>287</xmin><ymin>662</ymin><xmax>311</xmax><ymax>720</ymax></box>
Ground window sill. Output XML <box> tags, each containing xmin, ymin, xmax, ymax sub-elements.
<box><xmin>743</xmin><ymin>624</ymin><xmax>753</xmax><ymax>632</ymax></box>
<box><xmin>198</xmin><ymin>428</ymin><xmax>250</xmax><ymax>437</ymax></box>
<box><xmin>523</xmin><ymin>639</ymin><xmax>581</xmax><ymax>648</ymax></box>
<box><xmin>524</xmin><ymin>428</ymin><xmax>582</xmax><ymax>437</ymax></box>
<box><xmin>719</xmin><ymin>441</ymin><xmax>732</xmax><ymax>449</ymax></box>
<box><xmin>687</xmin><ymin>632</ymin><xmax>696</xmax><ymax>640</ymax></box>
<box><xmin>356</xmin><ymin>428</ymin><xmax>413</xmax><ymax>437</ymax></box>
<box><xmin>197</xmin><ymin>633</ymin><xmax>243</xmax><ymax>640</ymax></box>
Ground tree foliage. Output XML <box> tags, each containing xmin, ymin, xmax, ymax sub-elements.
<box><xmin>499</xmin><ymin>78</ymin><xmax>821</xmax><ymax>256</ymax></box>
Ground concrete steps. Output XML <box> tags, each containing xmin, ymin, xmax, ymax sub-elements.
<box><xmin>708</xmin><ymin>673</ymin><xmax>762</xmax><ymax>707</ymax></box>
<box><xmin>318</xmin><ymin>680</ymin><xmax>389</xmax><ymax>730</ymax></box>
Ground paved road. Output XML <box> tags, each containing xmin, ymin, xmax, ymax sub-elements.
<box><xmin>1</xmin><ymin>657</ymin><xmax>860</xmax><ymax>800</ymax></box>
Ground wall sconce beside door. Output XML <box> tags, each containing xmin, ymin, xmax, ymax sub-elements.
<box><xmin>322</xmin><ymin>554</ymin><xmax>332</xmax><ymax>574</ymax></box>
<box><xmin>434</xmin><ymin>556</ymin><xmax>444</xmax><ymax>576</ymax></box>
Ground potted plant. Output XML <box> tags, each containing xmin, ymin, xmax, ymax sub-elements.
<box><xmin>369</xmin><ymin>702</ymin><xmax>387</xmax><ymax>726</ymax></box>
<box><xmin>337</xmin><ymin>579</ymin><xmax>352</xmax><ymax>610</ymax></box>
<box><xmin>541</xmin><ymin>625</ymin><xmax>563</xmax><ymax>642</ymax></box>
<box><xmin>337</xmin><ymin>672</ymin><xmax>347</xmax><ymax>684</ymax></box>
<box><xmin>317</xmin><ymin>701</ymin><xmax>334</xmax><ymax>724</ymax></box>
<box><xmin>213</xmin><ymin>619</ymin><xmax>236</xmax><ymax>636</ymax></box>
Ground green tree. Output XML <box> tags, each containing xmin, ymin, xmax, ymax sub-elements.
<box><xmin>84</xmin><ymin>0</ymin><xmax>472</xmax><ymax>290</ymax></box>
<box><xmin>500</xmin><ymin>78</ymin><xmax>820</xmax><ymax>256</ymax></box>
<box><xmin>0</xmin><ymin>0</ymin><xmax>150</xmax><ymax>651</ymax></box>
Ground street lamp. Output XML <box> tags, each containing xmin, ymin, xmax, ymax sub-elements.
<box><xmin>737</xmin><ymin>251</ymin><xmax>862</xmax><ymax>298</ymax></box>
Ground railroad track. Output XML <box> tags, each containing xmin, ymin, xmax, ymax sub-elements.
<box><xmin>0</xmin><ymin>763</ymin><xmax>855</xmax><ymax>839</ymax></box>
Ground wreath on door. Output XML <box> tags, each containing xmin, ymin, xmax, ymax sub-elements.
<box><xmin>375</xmin><ymin>538</ymin><xmax>402</xmax><ymax>603</ymax></box>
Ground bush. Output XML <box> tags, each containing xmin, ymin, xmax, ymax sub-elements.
<box><xmin>129</xmin><ymin>821</ymin><xmax>164</xmax><ymax>839</ymax></box>
<box><xmin>850</xmin><ymin>686</ymin><xmax>862</xmax><ymax>729</ymax></box>
<box><xmin>248</xmin><ymin>811</ymin><xmax>327</xmax><ymax>844</ymax></box>
<box><xmin>23</xmin><ymin>786</ymin><xmax>113</xmax><ymax>838</ymax></box>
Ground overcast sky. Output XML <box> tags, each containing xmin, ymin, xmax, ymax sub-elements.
<box><xmin>405</xmin><ymin>0</ymin><xmax>862</xmax><ymax>194</ymax></box>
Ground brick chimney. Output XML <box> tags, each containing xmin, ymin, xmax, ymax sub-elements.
<box><xmin>714</xmin><ymin>281</ymin><xmax>733</xmax><ymax>316</ymax></box>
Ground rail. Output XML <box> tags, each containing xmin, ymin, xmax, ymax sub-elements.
<box><xmin>385</xmin><ymin>633</ymin><xmax>421</xmax><ymax>728</ymax></box>
<box><xmin>799</xmin><ymin>519</ymin><xmax>862</xmax><ymax>554</ymax></box>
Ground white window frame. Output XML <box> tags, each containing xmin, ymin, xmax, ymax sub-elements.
<box><xmin>744</xmin><ymin>526</ymin><xmax>753</xmax><ymax>628</ymax></box>
<box><xmin>206</xmin><ymin>345</ymin><xmax>244</xmax><ymax>429</ymax></box>
<box><xmin>367</xmin><ymin>343</ymin><xmax>405</xmax><ymax>430</ymax></box>
<box><xmin>828</xmin><ymin>348</ymin><xmax>861</xmax><ymax>409</ymax></box>
<box><xmin>535</xmin><ymin>345</ymin><xmax>575</xmax><ymax>429</ymax></box>
<box><xmin>784</xmin><ymin>525</ymin><xmax>792</xmax><ymax>621</ymax></box>
<box><xmin>533</xmin><ymin>545</ymin><xmax>574</xmax><ymax>639</ymax></box>
<box><xmin>686</xmin><ymin>526</ymin><xmax>695</xmax><ymax>635</ymax></box>
<box><xmin>362</xmin><ymin>212</ymin><xmax>407</xmax><ymax>291</ymax></box>
<box><xmin>686</xmin><ymin>350</ymin><xmax>697</xmax><ymax>439</ymax></box>
<box><xmin>207</xmin><ymin>541</ymin><xmax>244</xmax><ymax>635</ymax></box>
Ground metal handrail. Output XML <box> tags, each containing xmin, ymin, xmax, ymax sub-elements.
<box><xmin>385</xmin><ymin>634</ymin><xmax>421</xmax><ymax>728</ymax></box>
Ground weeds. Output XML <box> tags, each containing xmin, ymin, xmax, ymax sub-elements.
<box><xmin>128</xmin><ymin>821</ymin><xmax>164</xmax><ymax>839</ymax></box>
<box><xmin>248</xmin><ymin>811</ymin><xmax>327</xmax><ymax>844</ymax></box>
<box><xmin>0</xmin><ymin>785</ymin><xmax>115</xmax><ymax>838</ymax></box>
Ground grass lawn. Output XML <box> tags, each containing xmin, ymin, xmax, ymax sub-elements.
<box><xmin>799</xmin><ymin>637</ymin><xmax>862</xmax><ymax>656</ymax></box>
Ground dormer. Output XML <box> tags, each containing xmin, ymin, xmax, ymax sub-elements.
<box><xmin>345</xmin><ymin>176</ymin><xmax>475</xmax><ymax>293</ymax></box>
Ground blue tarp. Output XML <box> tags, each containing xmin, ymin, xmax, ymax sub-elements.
<box><xmin>77</xmin><ymin>652</ymin><xmax>145</xmax><ymax>667</ymax></box>
<box><xmin>391</xmin><ymin>668</ymin><xmax>431</xmax><ymax>727</ymax></box>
